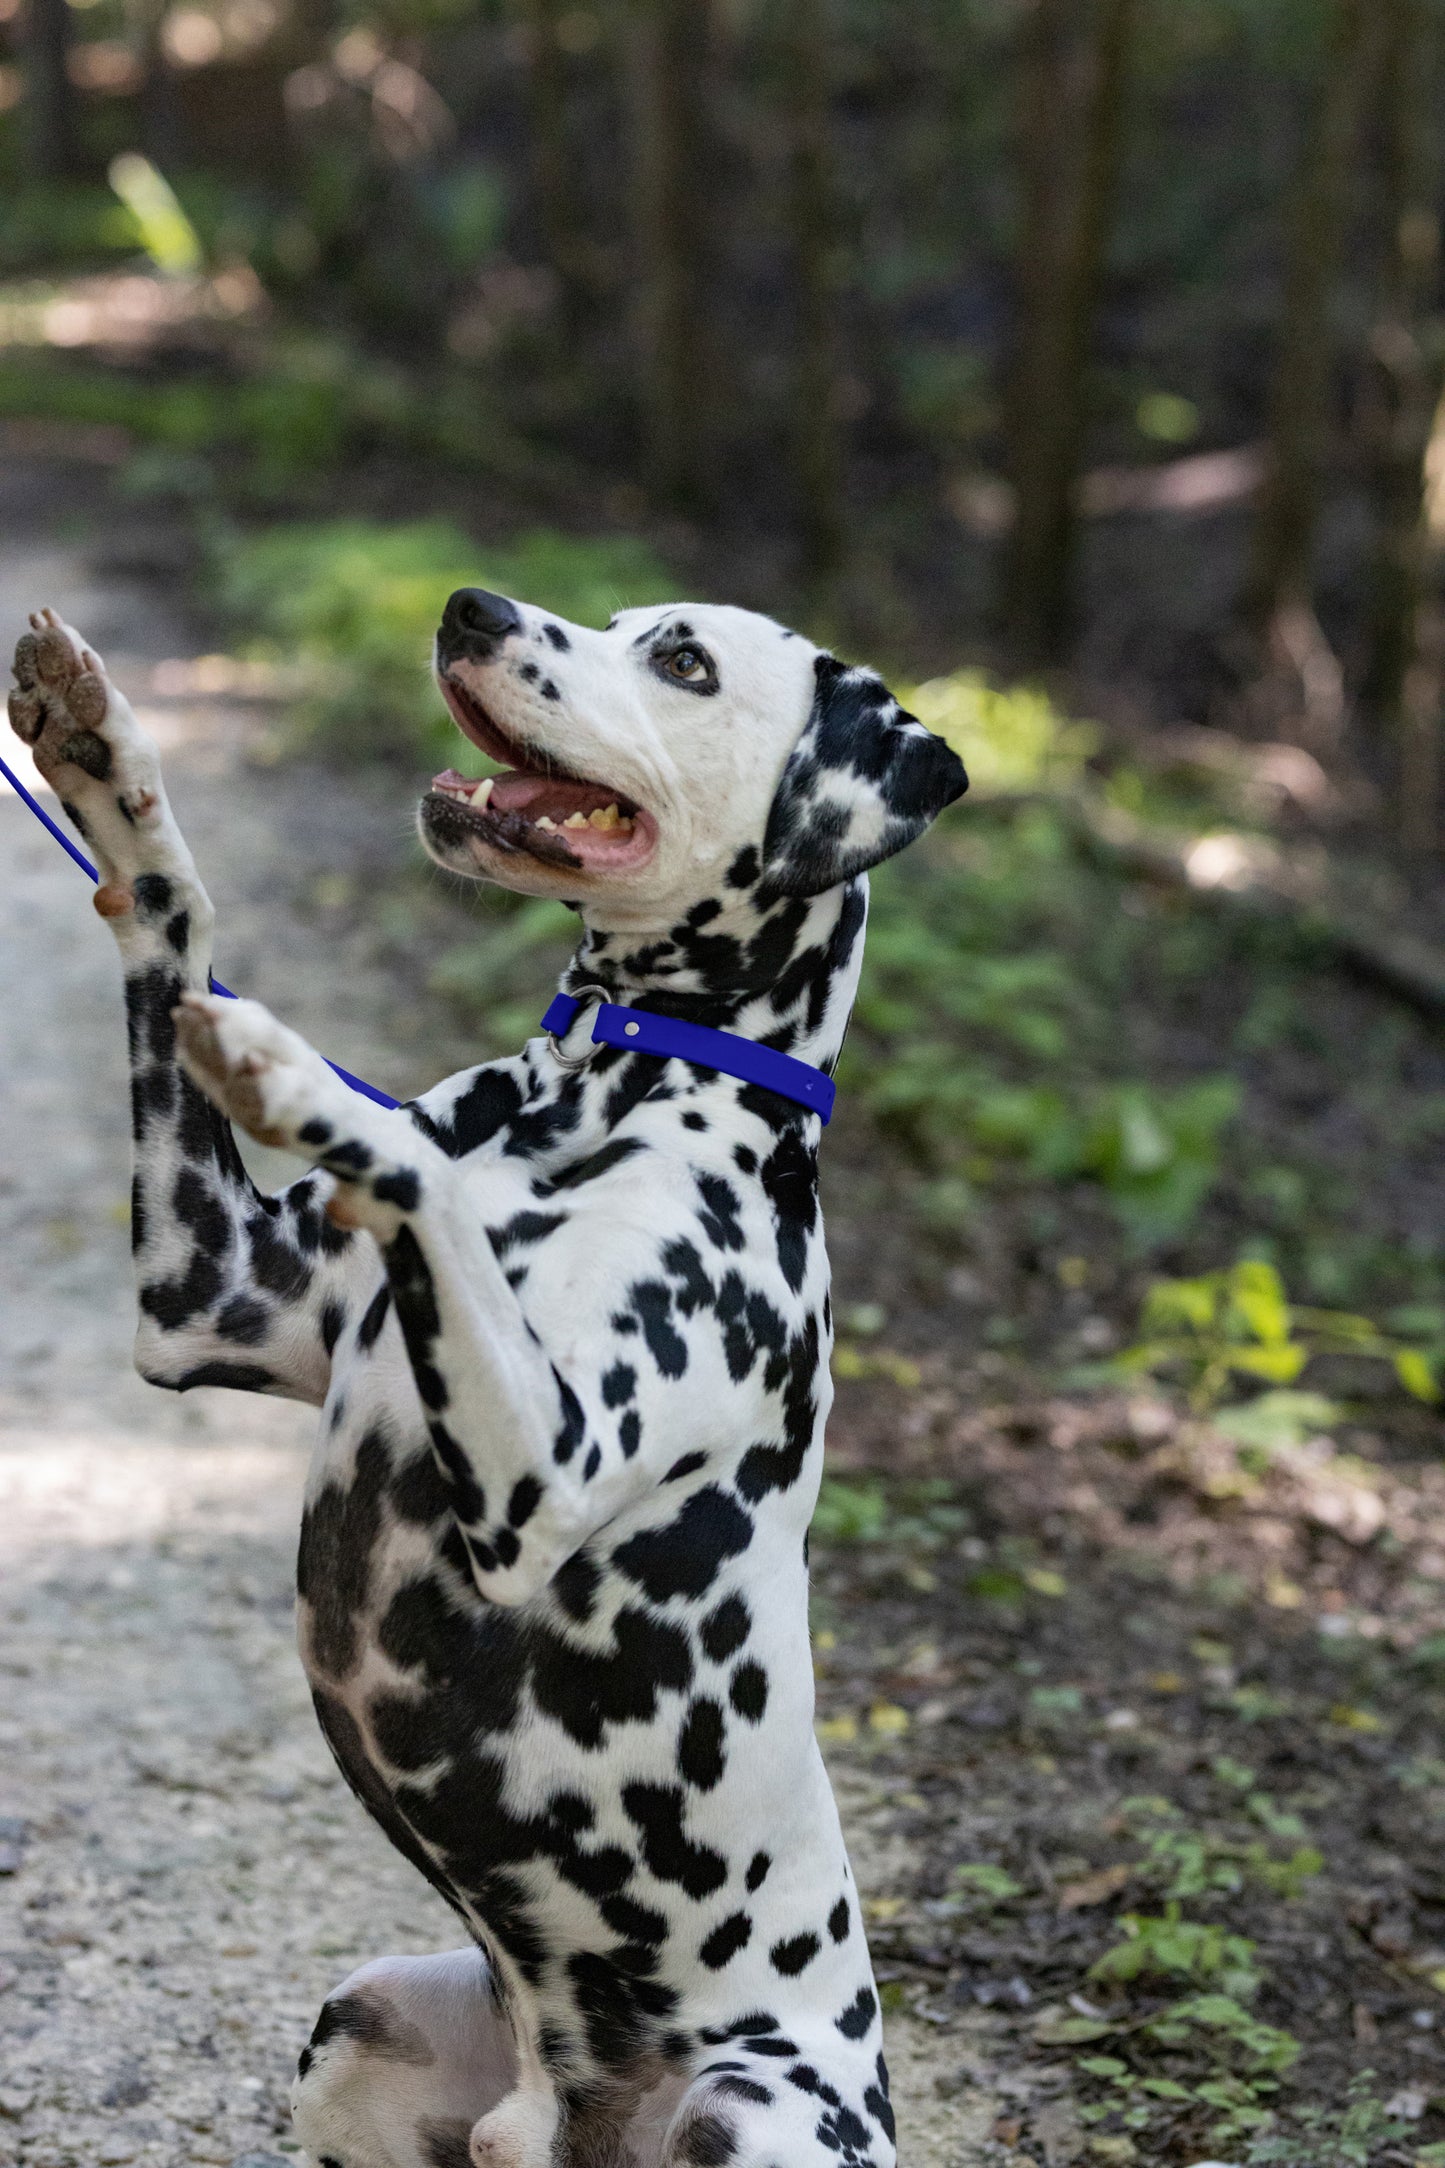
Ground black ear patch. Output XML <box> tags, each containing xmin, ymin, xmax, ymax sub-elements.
<box><xmin>761</xmin><ymin>655</ymin><xmax>968</xmax><ymax>898</ymax></box>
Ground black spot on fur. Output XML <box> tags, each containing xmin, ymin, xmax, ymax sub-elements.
<box><xmin>699</xmin><ymin>1912</ymin><xmax>752</xmax><ymax>1968</ymax></box>
<box><xmin>630</xmin><ymin>1280</ymin><xmax>689</xmax><ymax>1378</ymax></box>
<box><xmin>828</xmin><ymin>1895</ymin><xmax>850</xmax><ymax>1942</ymax></box>
<box><xmin>729</xmin><ymin>1661</ymin><xmax>768</xmax><ymax>1721</ymax></box>
<box><xmin>552</xmin><ymin>1547</ymin><xmax>602</xmax><ymax>1623</ymax></box>
<box><xmin>601</xmin><ymin>1361</ymin><xmax>636</xmax><ymax>1408</ymax></box>
<box><xmin>507</xmin><ymin>1475</ymin><xmax>543</xmax><ymax>1528</ymax></box>
<box><xmin>531</xmin><ymin>1610</ymin><xmax>692</xmax><ymax>1749</ymax></box>
<box><xmin>621</xmin><ymin>1781</ymin><xmax>727</xmax><ymax>1897</ymax></box>
<box><xmin>695</xmin><ymin>1172</ymin><xmax>745</xmax><ymax>1253</ymax></box>
<box><xmin>169</xmin><ymin>1359</ymin><xmax>275</xmax><ymax>1391</ymax></box>
<box><xmin>418</xmin><ymin>2115</ymin><xmax>475</xmax><ymax>2168</ymax></box>
<box><xmin>373</xmin><ymin>1167</ymin><xmax>420</xmax><ymax>1211</ymax></box>
<box><xmin>770</xmin><ymin>1932</ymin><xmax>820</xmax><ymax>1977</ymax></box>
<box><xmin>701</xmin><ymin>1594</ymin><xmax>750</xmax><ymax>1662</ymax></box>
<box><xmin>665</xmin><ymin>1451</ymin><xmax>707</xmax><ymax>1483</ymax></box>
<box><xmin>542</xmin><ymin>1136</ymin><xmax>645</xmax><ymax>1193</ymax></box>
<box><xmin>216</xmin><ymin>1293</ymin><xmax>270</xmax><ymax>1344</ymax></box>
<box><xmin>713</xmin><ymin>2075</ymin><xmax>773</xmax><ymax>2106</ymax></box>
<box><xmin>612</xmin><ymin>1486</ymin><xmax>753</xmax><ymax>1603</ymax></box>
<box><xmin>835</xmin><ymin>1985</ymin><xmax>878</xmax><ymax>2040</ymax></box>
<box><xmin>677</xmin><ymin>1697</ymin><xmax>726</xmax><ymax>1790</ymax></box>
<box><xmin>298</xmin><ymin>1427</ymin><xmax>391</xmax><ymax>1677</ymax></box>
<box><xmin>357</xmin><ymin>1281</ymin><xmax>392</xmax><ymax>1349</ymax></box>
<box><xmin>746</xmin><ymin>1850</ymin><xmax>771</xmax><ymax>1891</ymax></box>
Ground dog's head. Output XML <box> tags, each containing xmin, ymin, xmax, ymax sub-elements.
<box><xmin>420</xmin><ymin>590</ymin><xmax>966</xmax><ymax>923</ymax></box>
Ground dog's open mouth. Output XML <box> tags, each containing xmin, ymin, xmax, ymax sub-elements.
<box><xmin>423</xmin><ymin>673</ymin><xmax>656</xmax><ymax>872</ymax></box>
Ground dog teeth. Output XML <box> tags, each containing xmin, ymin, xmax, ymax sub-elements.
<box><xmin>563</xmin><ymin>811</ymin><xmax>589</xmax><ymax>829</ymax></box>
<box><xmin>536</xmin><ymin>815</ymin><xmax>558</xmax><ymax>831</ymax></box>
<box><xmin>470</xmin><ymin>777</ymin><xmax>494</xmax><ymax>807</ymax></box>
<box><xmin>588</xmin><ymin>804</ymin><xmax>620</xmax><ymax>831</ymax></box>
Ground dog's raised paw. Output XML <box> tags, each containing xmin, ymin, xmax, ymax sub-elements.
<box><xmin>173</xmin><ymin>991</ymin><xmax>347</xmax><ymax>1151</ymax></box>
<box><xmin>10</xmin><ymin>608</ymin><xmax>168</xmax><ymax>832</ymax></box>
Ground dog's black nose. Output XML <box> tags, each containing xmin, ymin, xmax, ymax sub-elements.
<box><xmin>441</xmin><ymin>588</ymin><xmax>523</xmax><ymax>655</ymax></box>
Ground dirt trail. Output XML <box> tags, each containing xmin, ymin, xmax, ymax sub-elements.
<box><xmin>0</xmin><ymin>458</ymin><xmax>964</xmax><ymax>2168</ymax></box>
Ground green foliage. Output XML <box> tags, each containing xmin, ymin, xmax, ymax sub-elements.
<box><xmin>1064</xmin><ymin>1904</ymin><xmax>1305</xmax><ymax>2152</ymax></box>
<box><xmin>1115</xmin><ymin>1258</ymin><xmax>1442</xmax><ymax>1410</ymax></box>
<box><xmin>951</xmin><ymin>1861</ymin><xmax>1024</xmax><ymax>1902</ymax></box>
<box><xmin>1120</xmin><ymin>1796</ymin><xmax>1321</xmax><ymax>1903</ymax></box>
<box><xmin>810</xmin><ymin>1477</ymin><xmax>890</xmax><ymax>1545</ymax></box>
<box><xmin>0</xmin><ymin>185</ymin><xmax>143</xmax><ymax>275</ymax></box>
<box><xmin>216</xmin><ymin>519</ymin><xmax>675</xmax><ymax>755</ymax></box>
<box><xmin>1240</xmin><ymin>2073</ymin><xmax>1420</xmax><ymax>2166</ymax></box>
<box><xmin>903</xmin><ymin>672</ymin><xmax>1098</xmax><ymax>797</ymax></box>
<box><xmin>1089</xmin><ymin>1905</ymin><xmax>1262</xmax><ymax>1999</ymax></box>
<box><xmin>809</xmin><ymin>1475</ymin><xmax>973</xmax><ymax>1549</ymax></box>
<box><xmin>427</xmin><ymin>897</ymin><xmax>579</xmax><ymax>1048</ymax></box>
<box><xmin>107</xmin><ymin>156</ymin><xmax>203</xmax><ymax>278</ymax></box>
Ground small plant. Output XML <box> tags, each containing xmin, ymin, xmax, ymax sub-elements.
<box><xmin>1120</xmin><ymin>1796</ymin><xmax>1321</xmax><ymax>1903</ymax></box>
<box><xmin>1089</xmin><ymin>1905</ymin><xmax>1262</xmax><ymax>1998</ymax></box>
<box><xmin>1240</xmin><ymin>2072</ymin><xmax>1419</xmax><ymax>2166</ymax></box>
<box><xmin>1061</xmin><ymin>1912</ymin><xmax>1304</xmax><ymax>2154</ymax></box>
<box><xmin>951</xmin><ymin>1861</ymin><xmax>1025</xmax><ymax>1903</ymax></box>
<box><xmin>1114</xmin><ymin>1258</ymin><xmax>1440</xmax><ymax>1410</ymax></box>
<box><xmin>810</xmin><ymin>1478</ymin><xmax>890</xmax><ymax>1544</ymax></box>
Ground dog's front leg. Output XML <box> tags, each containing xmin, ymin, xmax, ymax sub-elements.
<box><xmin>9</xmin><ymin>613</ymin><xmax>377</xmax><ymax>1403</ymax></box>
<box><xmin>176</xmin><ymin>993</ymin><xmax>589</xmax><ymax>1598</ymax></box>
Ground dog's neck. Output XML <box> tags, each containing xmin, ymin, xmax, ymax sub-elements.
<box><xmin>559</xmin><ymin>876</ymin><xmax>868</xmax><ymax>1074</ymax></box>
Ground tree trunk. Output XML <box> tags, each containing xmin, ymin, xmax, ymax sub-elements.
<box><xmin>521</xmin><ymin>0</ymin><xmax>591</xmax><ymax>338</ymax></box>
<box><xmin>131</xmin><ymin>0</ymin><xmax>185</xmax><ymax>177</ymax></box>
<box><xmin>1246</xmin><ymin>0</ymin><xmax>1369</xmax><ymax>636</ymax></box>
<box><xmin>628</xmin><ymin>0</ymin><xmax>714</xmax><ymax>514</ymax></box>
<box><xmin>21</xmin><ymin>0</ymin><xmax>83</xmax><ymax>180</ymax></box>
<box><xmin>783</xmin><ymin>0</ymin><xmax>844</xmax><ymax>598</ymax></box>
<box><xmin>1358</xmin><ymin>0</ymin><xmax>1444</xmax><ymax>846</ymax></box>
<box><xmin>1000</xmin><ymin>0</ymin><xmax>1137</xmax><ymax>666</ymax></box>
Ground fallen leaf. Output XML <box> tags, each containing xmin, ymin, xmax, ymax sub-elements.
<box><xmin>1058</xmin><ymin>1864</ymin><xmax>1132</xmax><ymax>1912</ymax></box>
<box><xmin>1330</xmin><ymin>1704</ymin><xmax>1387</xmax><ymax>1733</ymax></box>
<box><xmin>868</xmin><ymin>1702</ymin><xmax>910</xmax><ymax>1737</ymax></box>
<box><xmin>1025</xmin><ymin>1568</ymin><xmax>1067</xmax><ymax>1597</ymax></box>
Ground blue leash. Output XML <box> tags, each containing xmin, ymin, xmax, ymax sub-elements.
<box><xmin>3</xmin><ymin>749</ymin><xmax>836</xmax><ymax>1125</ymax></box>
<box><xmin>0</xmin><ymin>747</ymin><xmax>399</xmax><ymax>1110</ymax></box>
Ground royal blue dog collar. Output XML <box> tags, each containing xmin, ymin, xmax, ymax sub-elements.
<box><xmin>541</xmin><ymin>991</ymin><xmax>836</xmax><ymax>1125</ymax></box>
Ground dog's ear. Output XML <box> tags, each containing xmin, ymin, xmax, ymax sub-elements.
<box><xmin>761</xmin><ymin>655</ymin><xmax>968</xmax><ymax>898</ymax></box>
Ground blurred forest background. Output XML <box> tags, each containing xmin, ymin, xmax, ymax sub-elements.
<box><xmin>11</xmin><ymin>4</ymin><xmax>1445</xmax><ymax>2161</ymax></box>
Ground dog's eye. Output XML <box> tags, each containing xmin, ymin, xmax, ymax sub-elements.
<box><xmin>665</xmin><ymin>647</ymin><xmax>710</xmax><ymax>683</ymax></box>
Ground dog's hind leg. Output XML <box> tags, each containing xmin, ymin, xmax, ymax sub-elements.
<box><xmin>291</xmin><ymin>1948</ymin><xmax>518</xmax><ymax>2168</ymax></box>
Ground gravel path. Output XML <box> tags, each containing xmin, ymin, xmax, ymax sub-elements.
<box><xmin>0</xmin><ymin>459</ymin><xmax>963</xmax><ymax>2168</ymax></box>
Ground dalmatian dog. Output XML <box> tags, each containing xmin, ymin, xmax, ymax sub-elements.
<box><xmin>8</xmin><ymin>590</ymin><xmax>966</xmax><ymax>2168</ymax></box>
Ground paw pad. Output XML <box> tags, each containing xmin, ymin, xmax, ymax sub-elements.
<box><xmin>66</xmin><ymin>672</ymin><xmax>108</xmax><ymax>728</ymax></box>
<box><xmin>7</xmin><ymin>687</ymin><xmax>42</xmax><ymax>743</ymax></box>
<box><xmin>34</xmin><ymin>627</ymin><xmax>75</xmax><ymax>683</ymax></box>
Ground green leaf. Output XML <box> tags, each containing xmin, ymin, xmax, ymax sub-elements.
<box><xmin>1395</xmin><ymin>1347</ymin><xmax>1441</xmax><ymax>1403</ymax></box>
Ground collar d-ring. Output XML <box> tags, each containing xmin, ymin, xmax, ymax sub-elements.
<box><xmin>546</xmin><ymin>983</ymin><xmax>611</xmax><ymax>1069</ymax></box>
